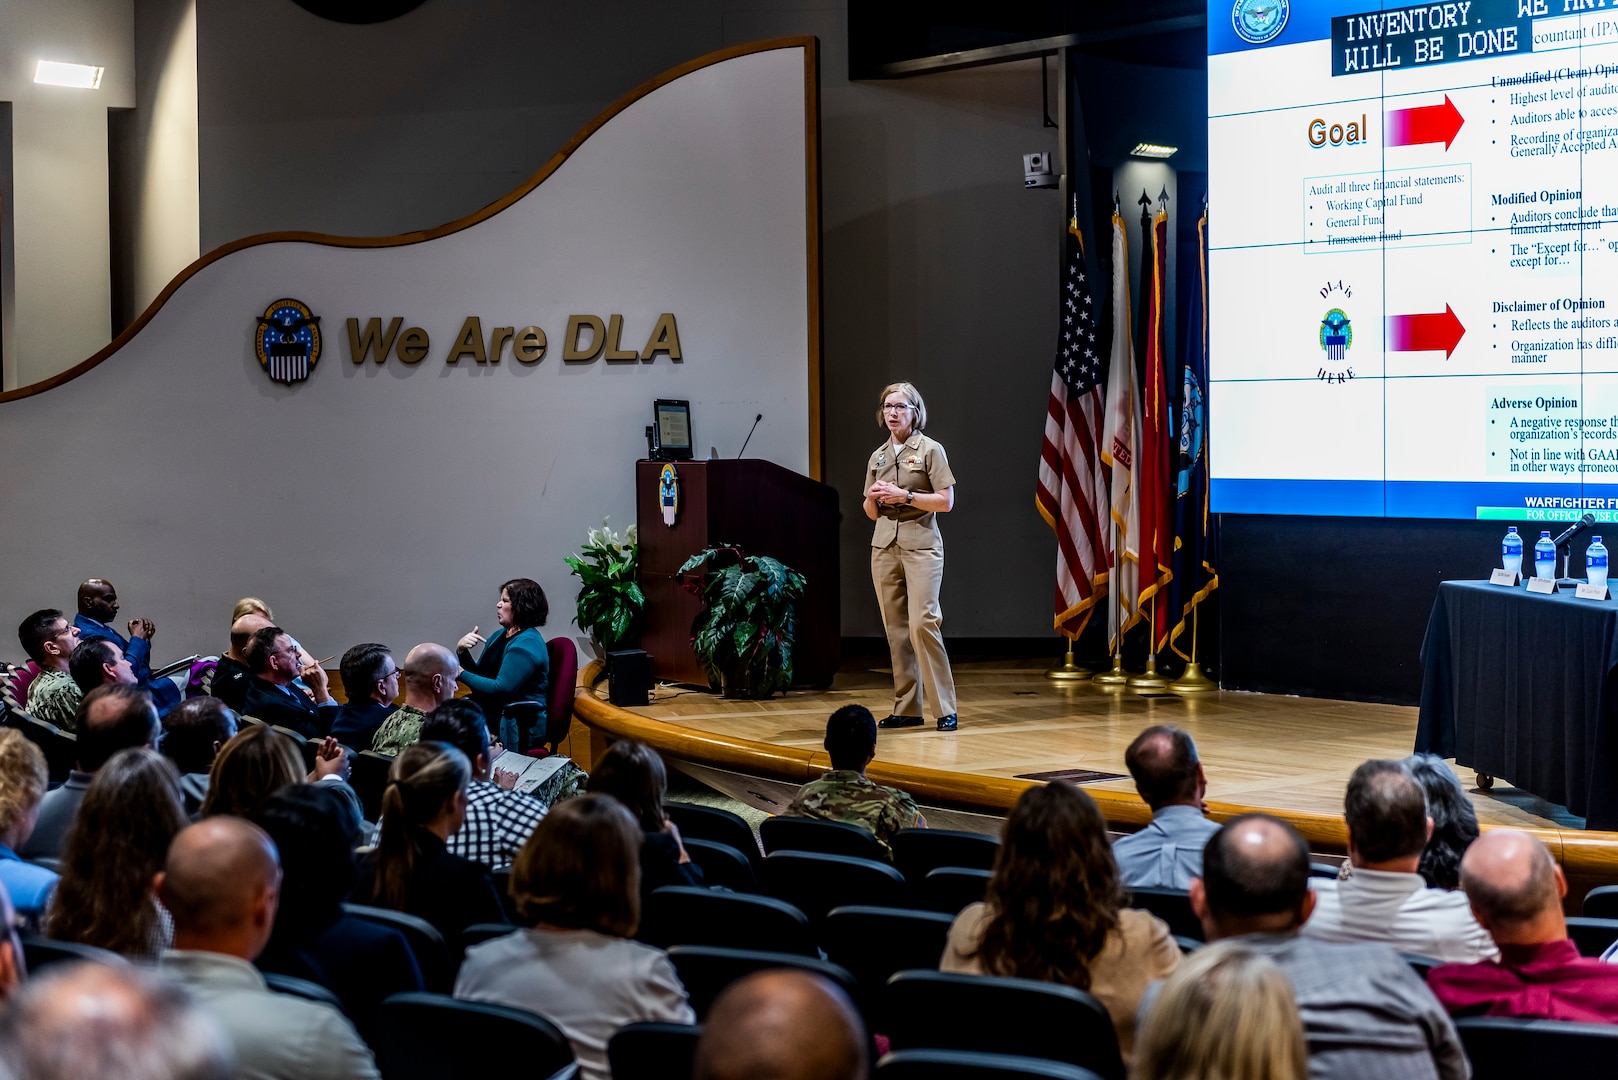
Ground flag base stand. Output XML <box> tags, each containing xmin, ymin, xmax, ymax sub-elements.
<box><xmin>1127</xmin><ymin>654</ymin><xmax>1169</xmax><ymax>693</ymax></box>
<box><xmin>1166</xmin><ymin>662</ymin><xmax>1217</xmax><ymax>694</ymax></box>
<box><xmin>1045</xmin><ymin>638</ymin><xmax>1093</xmax><ymax>682</ymax></box>
<box><xmin>1092</xmin><ymin>655</ymin><xmax>1129</xmax><ymax>690</ymax></box>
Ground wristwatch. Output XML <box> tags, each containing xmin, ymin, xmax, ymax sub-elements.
<box><xmin>905</xmin><ymin>491</ymin><xmax>915</xmax><ymax>505</ymax></box>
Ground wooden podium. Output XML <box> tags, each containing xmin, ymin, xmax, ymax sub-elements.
<box><xmin>636</xmin><ymin>459</ymin><xmax>840</xmax><ymax>689</ymax></box>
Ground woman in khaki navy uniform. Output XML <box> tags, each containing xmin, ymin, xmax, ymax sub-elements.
<box><xmin>864</xmin><ymin>381</ymin><xmax>959</xmax><ymax>732</ymax></box>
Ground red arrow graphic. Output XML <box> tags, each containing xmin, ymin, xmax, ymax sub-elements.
<box><xmin>1386</xmin><ymin>95</ymin><xmax>1464</xmax><ymax>150</ymax></box>
<box><xmin>1387</xmin><ymin>305</ymin><xmax>1465</xmax><ymax>358</ymax></box>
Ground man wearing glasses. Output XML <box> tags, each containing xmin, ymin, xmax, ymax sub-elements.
<box><xmin>330</xmin><ymin>644</ymin><xmax>401</xmax><ymax>752</ymax></box>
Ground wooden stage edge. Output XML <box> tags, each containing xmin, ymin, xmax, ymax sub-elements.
<box><xmin>567</xmin><ymin>659</ymin><xmax>1618</xmax><ymax>901</ymax></box>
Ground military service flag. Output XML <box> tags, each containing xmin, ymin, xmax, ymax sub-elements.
<box><xmin>1171</xmin><ymin>200</ymin><xmax>1218</xmax><ymax>659</ymax></box>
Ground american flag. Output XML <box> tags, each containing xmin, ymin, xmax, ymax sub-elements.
<box><xmin>1036</xmin><ymin>214</ymin><xmax>1109</xmax><ymax>639</ymax></box>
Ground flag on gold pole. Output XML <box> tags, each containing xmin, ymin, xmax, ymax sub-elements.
<box><xmin>1101</xmin><ymin>209</ymin><xmax>1141</xmax><ymax>652</ymax></box>
<box><xmin>1137</xmin><ymin>202</ymin><xmax>1174</xmax><ymax>653</ymax></box>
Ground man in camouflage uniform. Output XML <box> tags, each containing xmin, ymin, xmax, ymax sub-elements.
<box><xmin>782</xmin><ymin>704</ymin><xmax>924</xmax><ymax>857</ymax></box>
<box><xmin>370</xmin><ymin>642</ymin><xmax>459</xmax><ymax>755</ymax></box>
<box><xmin>16</xmin><ymin>609</ymin><xmax>84</xmax><ymax>731</ymax></box>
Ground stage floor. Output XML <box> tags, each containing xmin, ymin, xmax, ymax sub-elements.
<box><xmin>629</xmin><ymin>658</ymin><xmax>1581</xmax><ymax>831</ymax></box>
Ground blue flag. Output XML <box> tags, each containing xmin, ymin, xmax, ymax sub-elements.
<box><xmin>1170</xmin><ymin>199</ymin><xmax>1217</xmax><ymax>662</ymax></box>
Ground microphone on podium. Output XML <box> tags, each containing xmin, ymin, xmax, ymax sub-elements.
<box><xmin>737</xmin><ymin>413</ymin><xmax>763</xmax><ymax>458</ymax></box>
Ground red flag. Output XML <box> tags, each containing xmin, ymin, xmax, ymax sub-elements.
<box><xmin>1137</xmin><ymin>208</ymin><xmax>1174</xmax><ymax>652</ymax></box>
<box><xmin>1036</xmin><ymin>213</ymin><xmax>1109</xmax><ymax>639</ymax></box>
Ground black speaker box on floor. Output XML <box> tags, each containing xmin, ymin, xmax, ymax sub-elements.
<box><xmin>607</xmin><ymin>649</ymin><xmax>652</xmax><ymax>707</ymax></box>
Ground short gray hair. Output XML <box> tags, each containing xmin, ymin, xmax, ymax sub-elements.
<box><xmin>0</xmin><ymin>962</ymin><xmax>234</xmax><ymax>1080</ymax></box>
<box><xmin>876</xmin><ymin>381</ymin><xmax>927</xmax><ymax>431</ymax></box>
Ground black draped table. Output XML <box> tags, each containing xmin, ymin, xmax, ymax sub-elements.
<box><xmin>1416</xmin><ymin>579</ymin><xmax>1618</xmax><ymax>830</ymax></box>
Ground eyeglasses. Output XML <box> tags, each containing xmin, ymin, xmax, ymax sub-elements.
<box><xmin>882</xmin><ymin>403</ymin><xmax>913</xmax><ymax>412</ymax></box>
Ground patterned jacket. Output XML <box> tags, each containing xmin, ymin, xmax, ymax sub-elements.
<box><xmin>783</xmin><ymin>769</ymin><xmax>921</xmax><ymax>856</ymax></box>
<box><xmin>26</xmin><ymin>670</ymin><xmax>83</xmax><ymax>732</ymax></box>
<box><xmin>370</xmin><ymin>705</ymin><xmax>429</xmax><ymax>756</ymax></box>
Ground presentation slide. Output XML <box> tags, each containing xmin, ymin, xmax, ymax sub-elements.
<box><xmin>1210</xmin><ymin>0</ymin><xmax>1618</xmax><ymax>521</ymax></box>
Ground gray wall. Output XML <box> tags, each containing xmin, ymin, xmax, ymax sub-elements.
<box><xmin>194</xmin><ymin>0</ymin><xmax>1067</xmax><ymax>640</ymax></box>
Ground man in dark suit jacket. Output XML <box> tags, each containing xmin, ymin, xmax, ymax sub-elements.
<box><xmin>212</xmin><ymin>613</ymin><xmax>273</xmax><ymax>712</ymax></box>
<box><xmin>329</xmin><ymin>643</ymin><xmax>399</xmax><ymax>752</ymax></box>
<box><xmin>73</xmin><ymin>578</ymin><xmax>181</xmax><ymax>716</ymax></box>
<box><xmin>241</xmin><ymin>626</ymin><xmax>339</xmax><ymax>739</ymax></box>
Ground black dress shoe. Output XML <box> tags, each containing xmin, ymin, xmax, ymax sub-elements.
<box><xmin>936</xmin><ymin>714</ymin><xmax>958</xmax><ymax>731</ymax></box>
<box><xmin>879</xmin><ymin>714</ymin><xmax>924</xmax><ymax>729</ymax></box>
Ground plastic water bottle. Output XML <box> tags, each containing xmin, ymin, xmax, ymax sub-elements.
<box><xmin>1535</xmin><ymin>530</ymin><xmax>1557</xmax><ymax>580</ymax></box>
<box><xmin>1502</xmin><ymin>527</ymin><xmax>1523</xmax><ymax>578</ymax></box>
<box><xmin>1589</xmin><ymin>536</ymin><xmax>1609</xmax><ymax>591</ymax></box>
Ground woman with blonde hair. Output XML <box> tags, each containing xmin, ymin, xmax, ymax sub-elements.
<box><xmin>942</xmin><ymin>781</ymin><xmax>1180</xmax><ymax>1064</ymax></box>
<box><xmin>456</xmin><ymin>794</ymin><xmax>693</xmax><ymax>1080</ymax></box>
<box><xmin>1132</xmin><ymin>940</ymin><xmax>1307</xmax><ymax>1080</ymax></box>
<box><xmin>47</xmin><ymin>748</ymin><xmax>189</xmax><ymax>960</ymax></box>
<box><xmin>353</xmin><ymin>741</ymin><xmax>503</xmax><ymax>941</ymax></box>
<box><xmin>863</xmin><ymin>380</ymin><xmax>960</xmax><ymax>731</ymax></box>
<box><xmin>0</xmin><ymin>730</ymin><xmax>55</xmax><ymax>925</ymax></box>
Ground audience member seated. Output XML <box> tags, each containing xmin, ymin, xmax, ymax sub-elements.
<box><xmin>455</xmin><ymin>794</ymin><xmax>694</xmax><ymax>1080</ymax></box>
<box><xmin>211</xmin><ymin>612</ymin><xmax>273</xmax><ymax>712</ymax></box>
<box><xmin>69</xmin><ymin>636</ymin><xmax>138</xmax><ymax>694</ymax></box>
<box><xmin>73</xmin><ymin>577</ymin><xmax>157</xmax><ymax>683</ymax></box>
<box><xmin>21</xmin><ymin>684</ymin><xmax>159</xmax><ymax>859</ymax></box>
<box><xmin>419</xmin><ymin>699</ymin><xmax>546</xmax><ymax>869</ymax></box>
<box><xmin>940</xmin><ymin>781</ymin><xmax>1179</xmax><ymax>1065</ymax></box>
<box><xmin>352</xmin><ymin>741</ymin><xmax>504</xmax><ymax>941</ymax></box>
<box><xmin>47</xmin><ymin>747</ymin><xmax>189</xmax><ymax>961</ymax></box>
<box><xmin>370</xmin><ymin>643</ymin><xmax>460</xmax><ymax>755</ymax></box>
<box><xmin>159</xmin><ymin>817</ymin><xmax>381</xmax><ymax>1079</ymax></box>
<box><xmin>1134</xmin><ymin>939</ymin><xmax>1306</xmax><ymax>1080</ymax></box>
<box><xmin>588</xmin><ymin>739</ymin><xmax>703</xmax><ymax>901</ymax></box>
<box><xmin>1113</xmin><ymin>723</ymin><xmax>1221</xmax><ymax>890</ymax></box>
<box><xmin>16</xmin><ymin>608</ymin><xmax>83</xmax><ymax>729</ymax></box>
<box><xmin>1174</xmin><ymin>812</ymin><xmax>1468</xmax><ymax>1080</ymax></box>
<box><xmin>1304</xmin><ymin>760</ymin><xmax>1497</xmax><ymax>963</ymax></box>
<box><xmin>73</xmin><ymin>578</ymin><xmax>182</xmax><ymax>715</ymax></box>
<box><xmin>455</xmin><ymin>578</ymin><xmax>551</xmax><ymax>749</ymax></box>
<box><xmin>1427</xmin><ymin>828</ymin><xmax>1618</xmax><ymax>1021</ymax></box>
<box><xmin>0</xmin><ymin>730</ymin><xmax>56</xmax><ymax>925</ymax></box>
<box><xmin>252</xmin><ymin>784</ymin><xmax>425</xmax><ymax>1044</ymax></box>
<box><xmin>200</xmin><ymin>725</ymin><xmax>354</xmax><ymax>824</ymax></box>
<box><xmin>241</xmin><ymin>626</ymin><xmax>339</xmax><ymax>738</ymax></box>
<box><xmin>693</xmin><ymin>970</ymin><xmax>868</xmax><ymax>1080</ymax></box>
<box><xmin>781</xmin><ymin>704</ymin><xmax>924</xmax><ymax>857</ymax></box>
<box><xmin>330</xmin><ymin>643</ymin><xmax>400</xmax><ymax>752</ymax></box>
<box><xmin>161</xmin><ymin>697</ymin><xmax>240</xmax><ymax>813</ymax></box>
<box><xmin>1404</xmin><ymin>754</ymin><xmax>1481</xmax><ymax>891</ymax></box>
<box><xmin>0</xmin><ymin>960</ymin><xmax>233</xmax><ymax>1080</ymax></box>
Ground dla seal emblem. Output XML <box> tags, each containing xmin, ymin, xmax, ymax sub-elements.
<box><xmin>255</xmin><ymin>299</ymin><xmax>322</xmax><ymax>384</ymax></box>
<box><xmin>1316</xmin><ymin>280</ymin><xmax>1355</xmax><ymax>385</ymax></box>
<box><xmin>1177</xmin><ymin>369</ymin><xmax>1204</xmax><ymax>495</ymax></box>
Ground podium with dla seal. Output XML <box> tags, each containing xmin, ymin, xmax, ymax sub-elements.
<box><xmin>634</xmin><ymin>457</ymin><xmax>840</xmax><ymax>690</ymax></box>
<box><xmin>1416</xmin><ymin>569</ymin><xmax>1618</xmax><ymax>830</ymax></box>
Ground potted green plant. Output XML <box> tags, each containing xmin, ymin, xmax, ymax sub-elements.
<box><xmin>564</xmin><ymin>519</ymin><xmax>645</xmax><ymax>656</ymax></box>
<box><xmin>678</xmin><ymin>543</ymin><xmax>806</xmax><ymax>698</ymax></box>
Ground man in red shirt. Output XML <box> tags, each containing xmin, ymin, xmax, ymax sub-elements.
<box><xmin>1428</xmin><ymin>828</ymin><xmax>1618</xmax><ymax>1021</ymax></box>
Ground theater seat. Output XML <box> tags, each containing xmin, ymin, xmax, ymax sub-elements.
<box><xmin>682</xmin><ymin>838</ymin><xmax>758</xmax><ymax>893</ymax></box>
<box><xmin>341</xmin><ymin>904</ymin><xmax>455</xmax><ymax>994</ymax></box>
<box><xmin>20</xmin><ymin>935</ymin><xmax>124</xmax><ymax>975</ymax></box>
<box><xmin>821</xmin><ymin>905</ymin><xmax>954</xmax><ymax>1026</ymax></box>
<box><xmin>1454</xmin><ymin>1015</ymin><xmax>1618</xmax><ymax>1080</ymax></box>
<box><xmin>1124</xmin><ymin>887</ymin><xmax>1203</xmax><ymax>941</ymax></box>
<box><xmin>664</xmin><ymin>803</ymin><xmax>761</xmax><ymax>869</ymax></box>
<box><xmin>666</xmin><ymin>945</ymin><xmax>859</xmax><ymax>1020</ymax></box>
<box><xmin>459</xmin><ymin>922</ymin><xmax>517</xmax><ymax>955</ymax></box>
<box><xmin>349</xmin><ymin>751</ymin><xmax>394</xmax><ymax>823</ymax></box>
<box><xmin>1581</xmin><ymin>885</ymin><xmax>1618</xmax><ymax>919</ymax></box>
<box><xmin>884</xmin><ymin>970</ymin><xmax>1124</xmax><ymax>1080</ymax></box>
<box><xmin>376</xmin><ymin>992</ymin><xmax>575</xmax><ymax>1080</ymax></box>
<box><xmin>1565</xmin><ymin>916</ymin><xmax>1618</xmax><ymax>958</ymax></box>
<box><xmin>760</xmin><ymin>816</ymin><xmax>885</xmax><ymax>861</ymax></box>
<box><xmin>15</xmin><ymin>713</ymin><xmax>77</xmax><ymax>784</ymax></box>
<box><xmin>608</xmin><ymin>1021</ymin><xmax>702</xmax><ymax>1080</ymax></box>
<box><xmin>639</xmin><ymin>885</ymin><xmax>815</xmax><ymax>956</ymax></box>
<box><xmin>263</xmin><ymin>972</ymin><xmax>345</xmax><ymax>1010</ymax></box>
<box><xmin>876</xmin><ymin>1049</ymin><xmax>1106</xmax><ymax>1080</ymax></box>
<box><xmin>892</xmin><ymin>828</ymin><xmax>1000</xmax><ymax>884</ymax></box>
<box><xmin>760</xmin><ymin>851</ymin><xmax>906</xmax><ymax>923</ymax></box>
<box><xmin>918</xmin><ymin>867</ymin><xmax>992</xmax><ymax>914</ymax></box>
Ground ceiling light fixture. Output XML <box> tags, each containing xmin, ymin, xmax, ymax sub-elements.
<box><xmin>34</xmin><ymin>60</ymin><xmax>104</xmax><ymax>90</ymax></box>
<box><xmin>1131</xmin><ymin>142</ymin><xmax>1178</xmax><ymax>159</ymax></box>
